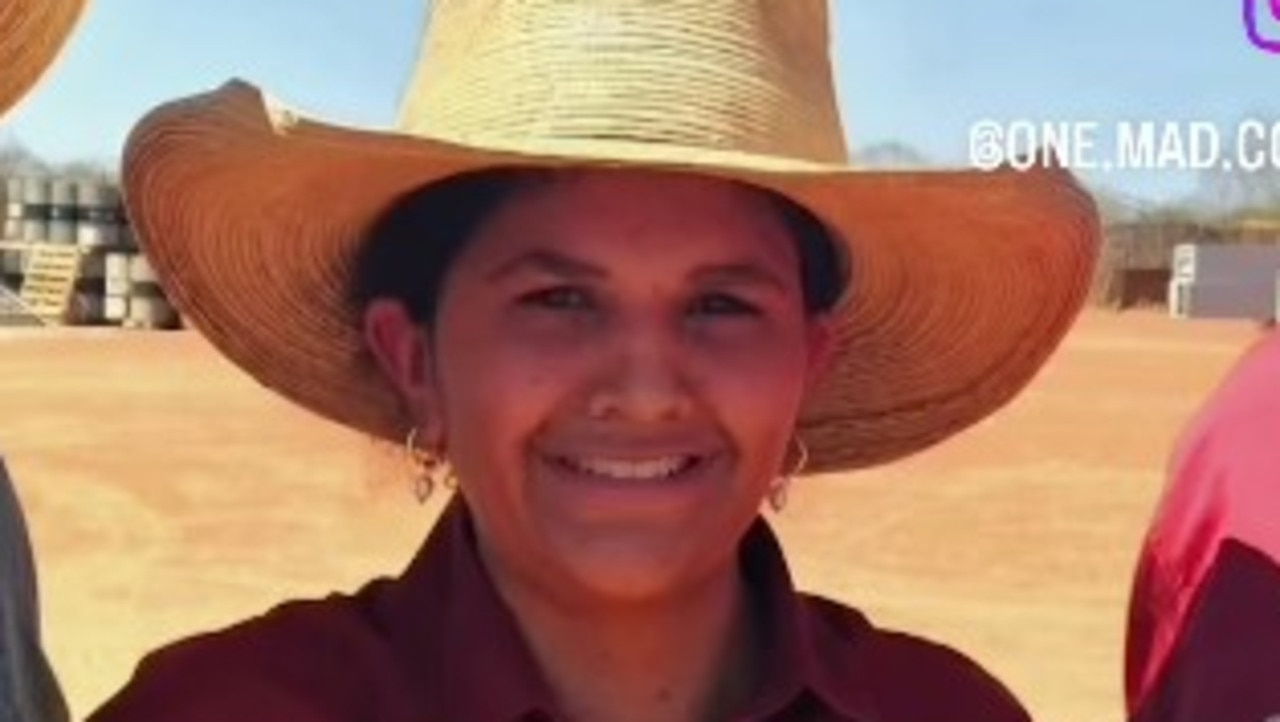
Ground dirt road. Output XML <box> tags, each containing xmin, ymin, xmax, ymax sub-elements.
<box><xmin>0</xmin><ymin>312</ymin><xmax>1261</xmax><ymax>721</ymax></box>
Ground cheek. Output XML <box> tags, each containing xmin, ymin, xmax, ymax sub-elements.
<box><xmin>701</xmin><ymin>337</ymin><xmax>808</xmax><ymax>445</ymax></box>
<box><xmin>693</xmin><ymin>324</ymin><xmax>813</xmax><ymax>405</ymax></box>
<box><xmin>435</xmin><ymin>322</ymin><xmax>581</xmax><ymax>461</ymax></box>
<box><xmin>687</xmin><ymin>326</ymin><xmax>813</xmax><ymax>471</ymax></box>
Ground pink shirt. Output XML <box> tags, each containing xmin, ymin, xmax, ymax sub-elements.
<box><xmin>1127</xmin><ymin>331</ymin><xmax>1280</xmax><ymax>721</ymax></box>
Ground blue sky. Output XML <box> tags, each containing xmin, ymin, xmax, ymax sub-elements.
<box><xmin>3</xmin><ymin>0</ymin><xmax>1278</xmax><ymax>205</ymax></box>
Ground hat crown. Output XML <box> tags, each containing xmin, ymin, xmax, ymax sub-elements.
<box><xmin>398</xmin><ymin>0</ymin><xmax>849</xmax><ymax>164</ymax></box>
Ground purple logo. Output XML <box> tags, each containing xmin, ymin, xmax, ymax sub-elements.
<box><xmin>1246</xmin><ymin>0</ymin><xmax>1280</xmax><ymax>52</ymax></box>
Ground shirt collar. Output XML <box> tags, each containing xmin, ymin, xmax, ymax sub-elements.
<box><xmin>380</xmin><ymin>496</ymin><xmax>557</xmax><ymax>720</ymax></box>
<box><xmin>736</xmin><ymin>511</ymin><xmax>879</xmax><ymax>721</ymax></box>
<box><xmin>378</xmin><ymin>497</ymin><xmax>877</xmax><ymax>721</ymax></box>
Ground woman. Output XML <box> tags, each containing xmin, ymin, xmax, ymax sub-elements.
<box><xmin>92</xmin><ymin>1</ymin><xmax>1099</xmax><ymax>720</ymax></box>
<box><xmin>1126</xmin><ymin>330</ymin><xmax>1280</xmax><ymax>722</ymax></box>
<box><xmin>1</xmin><ymin>2</ymin><xmax>89</xmax><ymax>721</ymax></box>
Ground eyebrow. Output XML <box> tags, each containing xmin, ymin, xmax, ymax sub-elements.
<box><xmin>485</xmin><ymin>249</ymin><xmax>607</xmax><ymax>282</ymax></box>
<box><xmin>485</xmin><ymin>247</ymin><xmax>790</xmax><ymax>292</ymax></box>
<box><xmin>689</xmin><ymin>263</ymin><xmax>790</xmax><ymax>293</ymax></box>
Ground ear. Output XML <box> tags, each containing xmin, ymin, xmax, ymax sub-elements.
<box><xmin>363</xmin><ymin>299</ymin><xmax>445</xmax><ymax>445</ymax></box>
<box><xmin>803</xmin><ymin>314</ymin><xmax>837</xmax><ymax>396</ymax></box>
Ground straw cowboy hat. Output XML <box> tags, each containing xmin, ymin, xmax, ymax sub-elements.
<box><xmin>0</xmin><ymin>0</ymin><xmax>88</xmax><ymax>115</ymax></box>
<box><xmin>123</xmin><ymin>0</ymin><xmax>1100</xmax><ymax>474</ymax></box>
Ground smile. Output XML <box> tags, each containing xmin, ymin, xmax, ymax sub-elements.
<box><xmin>552</xmin><ymin>454</ymin><xmax>705</xmax><ymax>481</ymax></box>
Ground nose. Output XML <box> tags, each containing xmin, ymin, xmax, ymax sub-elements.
<box><xmin>586</xmin><ymin>320</ymin><xmax>695</xmax><ymax>423</ymax></box>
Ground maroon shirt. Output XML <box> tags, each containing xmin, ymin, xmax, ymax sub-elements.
<box><xmin>92</xmin><ymin>499</ymin><xmax>1029</xmax><ymax>721</ymax></box>
<box><xmin>1127</xmin><ymin>331</ymin><xmax>1280</xmax><ymax>722</ymax></box>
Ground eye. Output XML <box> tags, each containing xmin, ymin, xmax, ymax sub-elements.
<box><xmin>518</xmin><ymin>286</ymin><xmax>595</xmax><ymax>311</ymax></box>
<box><xmin>689</xmin><ymin>292</ymin><xmax>760</xmax><ymax>317</ymax></box>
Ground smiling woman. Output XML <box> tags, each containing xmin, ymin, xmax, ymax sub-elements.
<box><xmin>89</xmin><ymin>1</ymin><xmax>1099</xmax><ymax>720</ymax></box>
<box><xmin>360</xmin><ymin>169</ymin><xmax>840</xmax><ymax>609</ymax></box>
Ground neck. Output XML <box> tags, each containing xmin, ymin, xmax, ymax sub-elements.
<box><xmin>491</xmin><ymin>561</ymin><xmax>761</xmax><ymax>722</ymax></box>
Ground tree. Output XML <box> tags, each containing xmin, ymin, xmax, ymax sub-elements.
<box><xmin>0</xmin><ymin>137</ymin><xmax>116</xmax><ymax>182</ymax></box>
<box><xmin>0</xmin><ymin>139</ymin><xmax>52</xmax><ymax>177</ymax></box>
<box><xmin>1191</xmin><ymin>113</ymin><xmax>1280</xmax><ymax>220</ymax></box>
<box><xmin>851</xmin><ymin>141</ymin><xmax>933</xmax><ymax>169</ymax></box>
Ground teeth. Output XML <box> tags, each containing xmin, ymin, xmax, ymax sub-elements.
<box><xmin>564</xmin><ymin>455</ymin><xmax>693</xmax><ymax>480</ymax></box>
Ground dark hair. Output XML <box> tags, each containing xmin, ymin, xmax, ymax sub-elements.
<box><xmin>350</xmin><ymin>168</ymin><xmax>848</xmax><ymax>326</ymax></box>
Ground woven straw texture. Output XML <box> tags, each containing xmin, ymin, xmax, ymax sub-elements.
<box><xmin>0</xmin><ymin>0</ymin><xmax>88</xmax><ymax>116</ymax></box>
<box><xmin>123</xmin><ymin>0</ymin><xmax>1101</xmax><ymax>474</ymax></box>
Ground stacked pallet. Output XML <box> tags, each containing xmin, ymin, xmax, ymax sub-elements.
<box><xmin>0</xmin><ymin>175</ymin><xmax>181</xmax><ymax>329</ymax></box>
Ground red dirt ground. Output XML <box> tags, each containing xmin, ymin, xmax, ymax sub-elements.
<box><xmin>0</xmin><ymin>311</ymin><xmax>1264</xmax><ymax>721</ymax></box>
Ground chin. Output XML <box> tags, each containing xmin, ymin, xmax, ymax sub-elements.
<box><xmin>544</xmin><ymin>525</ymin><xmax>731</xmax><ymax>605</ymax></box>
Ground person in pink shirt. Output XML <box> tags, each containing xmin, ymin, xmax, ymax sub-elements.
<box><xmin>1127</xmin><ymin>330</ymin><xmax>1280</xmax><ymax>722</ymax></box>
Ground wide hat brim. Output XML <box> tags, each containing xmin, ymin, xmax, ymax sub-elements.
<box><xmin>124</xmin><ymin>81</ymin><xmax>1099</xmax><ymax>474</ymax></box>
<box><xmin>0</xmin><ymin>0</ymin><xmax>89</xmax><ymax>116</ymax></box>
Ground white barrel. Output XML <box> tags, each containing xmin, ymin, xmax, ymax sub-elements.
<box><xmin>3</xmin><ymin>178</ymin><xmax>21</xmax><ymax>240</ymax></box>
<box><xmin>47</xmin><ymin>179</ymin><xmax>77</xmax><ymax>244</ymax></box>
<box><xmin>126</xmin><ymin>296</ymin><xmax>179</xmax><ymax>329</ymax></box>
<box><xmin>115</xmin><ymin>224</ymin><xmax>135</xmax><ymax>249</ymax></box>
<box><xmin>127</xmin><ymin>253</ymin><xmax>163</xmax><ymax>300</ymax></box>
<box><xmin>78</xmin><ymin>251</ymin><xmax>106</xmax><ymax>281</ymax></box>
<box><xmin>104</xmin><ymin>252</ymin><xmax>132</xmax><ymax>296</ymax></box>
<box><xmin>72</xmin><ymin>292</ymin><xmax>105</xmax><ymax>324</ymax></box>
<box><xmin>128</xmin><ymin>254</ymin><xmax>159</xmax><ymax>284</ymax></box>
<box><xmin>0</xmin><ymin>249</ymin><xmax>26</xmax><ymax>275</ymax></box>
<box><xmin>19</xmin><ymin>177</ymin><xmax>49</xmax><ymax>242</ymax></box>
<box><xmin>103</xmin><ymin>294</ymin><xmax>128</xmax><ymax>322</ymax></box>
<box><xmin>75</xmin><ymin>181</ymin><xmax>123</xmax><ymax>248</ymax></box>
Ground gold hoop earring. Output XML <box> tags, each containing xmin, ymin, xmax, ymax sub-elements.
<box><xmin>406</xmin><ymin>427</ymin><xmax>456</xmax><ymax>503</ymax></box>
<box><xmin>768</xmin><ymin>434</ymin><xmax>809</xmax><ymax>512</ymax></box>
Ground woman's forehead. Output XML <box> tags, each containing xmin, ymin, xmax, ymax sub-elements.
<box><xmin>460</xmin><ymin>169</ymin><xmax>801</xmax><ymax>272</ymax></box>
